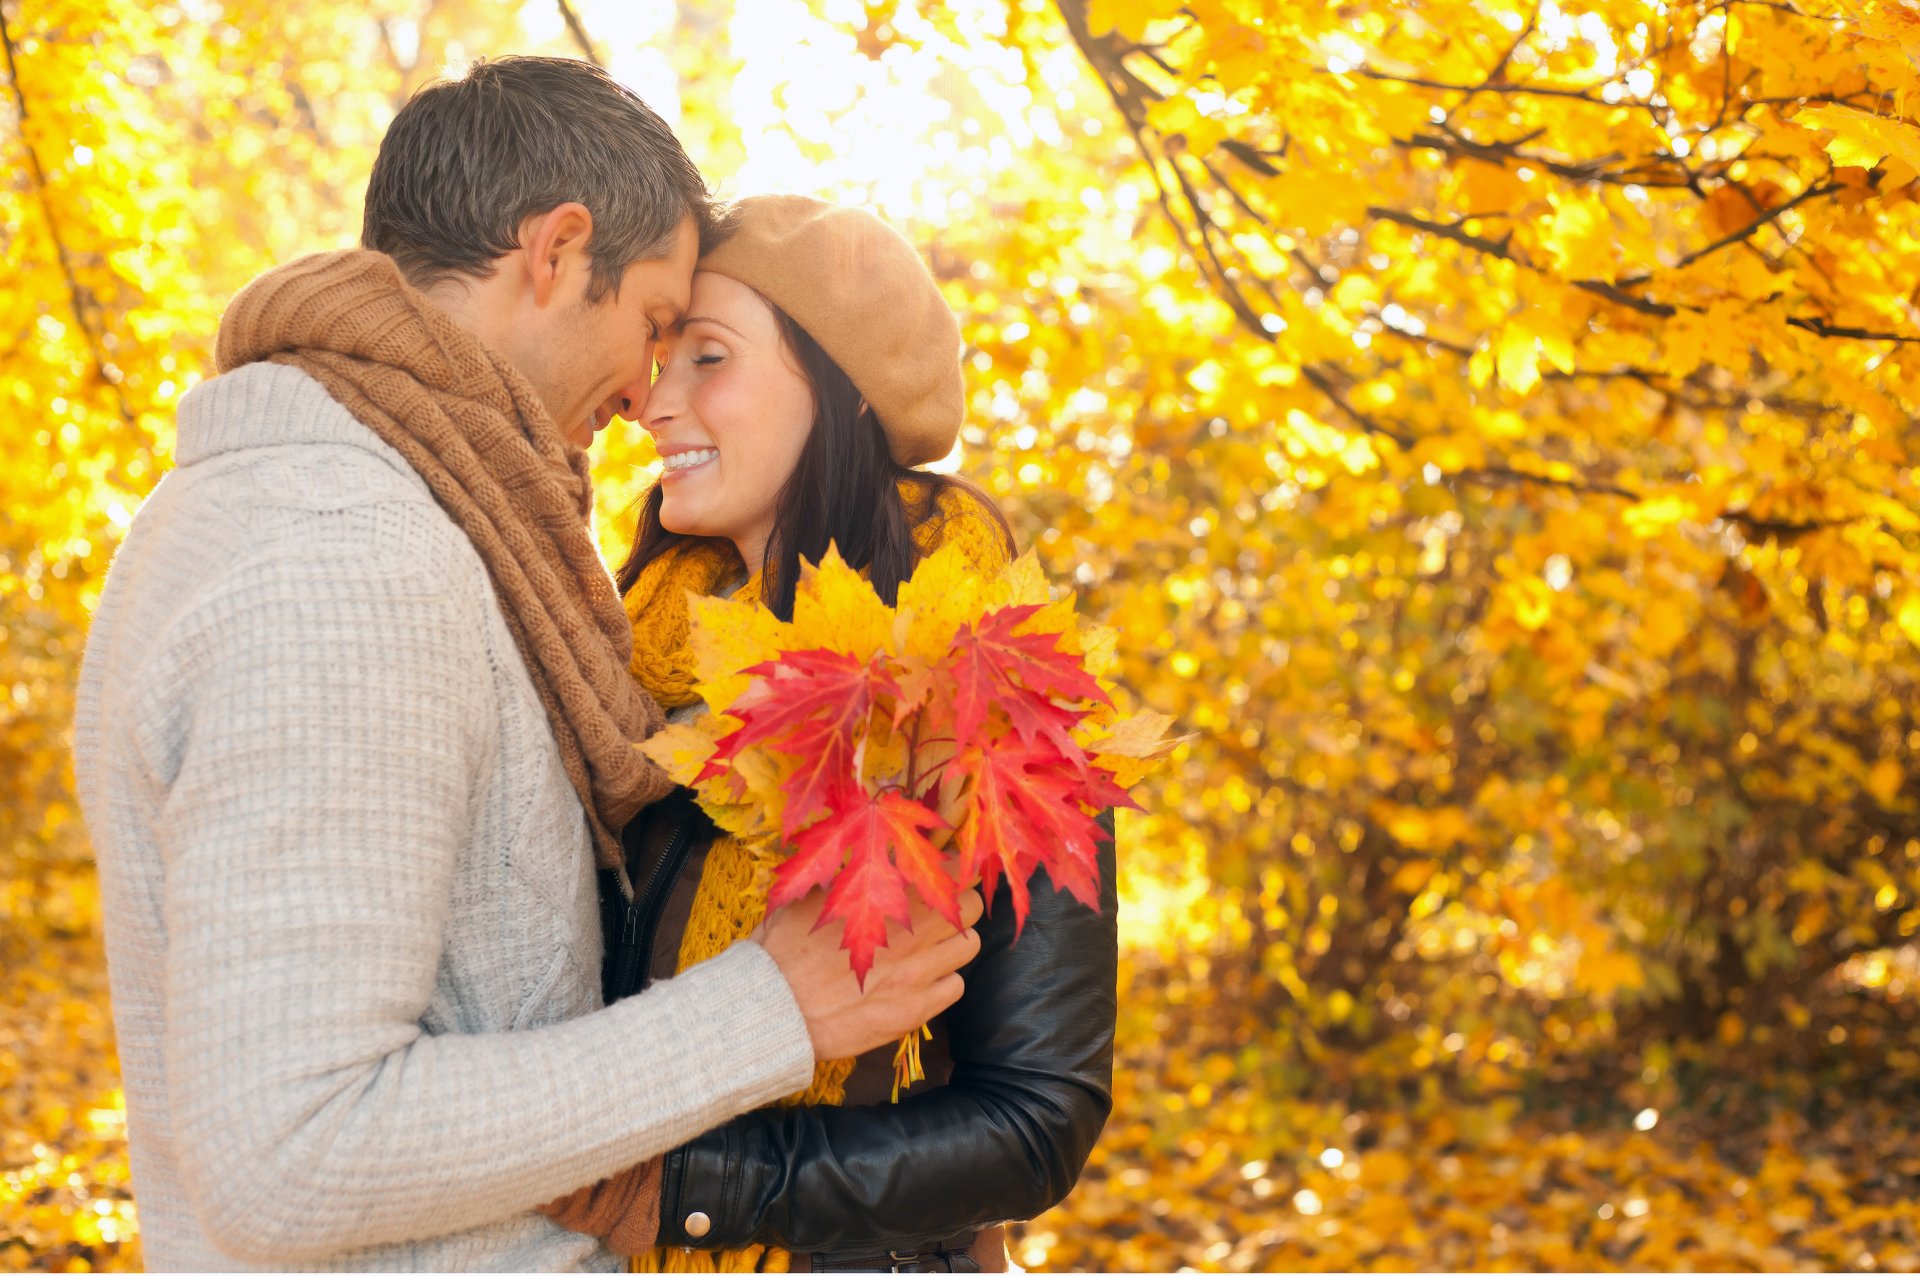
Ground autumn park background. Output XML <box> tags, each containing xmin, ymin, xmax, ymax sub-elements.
<box><xmin>6</xmin><ymin>0</ymin><xmax>1920</xmax><ymax>1269</ymax></box>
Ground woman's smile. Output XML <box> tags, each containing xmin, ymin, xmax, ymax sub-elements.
<box><xmin>660</xmin><ymin>445</ymin><xmax>718</xmax><ymax>477</ymax></box>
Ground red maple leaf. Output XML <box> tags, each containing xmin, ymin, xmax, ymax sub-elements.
<box><xmin>949</xmin><ymin>739</ymin><xmax>1124</xmax><ymax>935</ymax></box>
<box><xmin>770</xmin><ymin>786</ymin><xmax>955</xmax><ymax>983</ymax></box>
<box><xmin>702</xmin><ymin>649</ymin><xmax>898</xmax><ymax>839</ymax></box>
<box><xmin>945</xmin><ymin>605</ymin><xmax>1111</xmax><ymax>753</ymax></box>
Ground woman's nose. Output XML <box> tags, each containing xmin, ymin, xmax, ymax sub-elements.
<box><xmin>644</xmin><ymin>377</ymin><xmax>681</xmax><ymax>434</ymax></box>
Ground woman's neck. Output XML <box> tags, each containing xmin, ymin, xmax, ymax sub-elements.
<box><xmin>732</xmin><ymin>529</ymin><xmax>770</xmax><ymax>582</ymax></box>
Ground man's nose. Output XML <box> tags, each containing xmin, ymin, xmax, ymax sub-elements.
<box><xmin>608</xmin><ymin>375</ymin><xmax>652</xmax><ymax>425</ymax></box>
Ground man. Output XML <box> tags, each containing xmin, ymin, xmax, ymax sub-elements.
<box><xmin>72</xmin><ymin>56</ymin><xmax>980</xmax><ymax>1271</ymax></box>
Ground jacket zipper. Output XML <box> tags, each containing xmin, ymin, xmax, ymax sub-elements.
<box><xmin>612</xmin><ymin>801</ymin><xmax>700</xmax><ymax>1000</ymax></box>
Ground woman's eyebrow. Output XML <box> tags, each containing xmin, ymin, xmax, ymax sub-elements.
<box><xmin>678</xmin><ymin>315</ymin><xmax>747</xmax><ymax>340</ymax></box>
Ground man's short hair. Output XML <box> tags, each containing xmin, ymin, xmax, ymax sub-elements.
<box><xmin>362</xmin><ymin>55</ymin><xmax>715</xmax><ymax>302</ymax></box>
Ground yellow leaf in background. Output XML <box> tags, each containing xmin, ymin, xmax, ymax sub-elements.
<box><xmin>1454</xmin><ymin>158</ymin><xmax>1529</xmax><ymax>211</ymax></box>
<box><xmin>1622</xmin><ymin>493</ymin><xmax>1693</xmax><ymax>536</ymax></box>
<box><xmin>1576</xmin><ymin>945</ymin><xmax>1646</xmax><ymax>997</ymax></box>
<box><xmin>1535</xmin><ymin>326</ymin><xmax>1576</xmax><ymax>375</ymax></box>
<box><xmin>1090</xmin><ymin>710</ymin><xmax>1178</xmax><ymax>756</ymax></box>
<box><xmin>1538</xmin><ymin>193</ymin><xmax>1611</xmax><ymax>275</ymax></box>
<box><xmin>1494</xmin><ymin>325</ymin><xmax>1541</xmax><ymax>394</ymax></box>
<box><xmin>1084</xmin><ymin>0</ymin><xmax>1163</xmax><ymax>41</ymax></box>
<box><xmin>1795</xmin><ymin>531</ymin><xmax>1872</xmax><ymax>589</ymax></box>
<box><xmin>861</xmin><ymin>711</ymin><xmax>911</xmax><ymax>786</ymax></box>
<box><xmin>1506</xmin><ymin>578</ymin><xmax>1554</xmax><ymax>631</ymax></box>
<box><xmin>1640</xmin><ymin>596</ymin><xmax>1689</xmax><ymax>658</ymax></box>
<box><xmin>1796</xmin><ymin>103</ymin><xmax>1920</xmax><ymax>172</ymax></box>
<box><xmin>1379</xmin><ymin>804</ymin><xmax>1471</xmax><ymax>850</ymax></box>
<box><xmin>1897</xmin><ymin>593</ymin><xmax>1920</xmax><ymax>646</ymax></box>
<box><xmin>1409</xmin><ymin>432</ymin><xmax>1487</xmax><ymax>473</ymax></box>
<box><xmin>1389</xmin><ymin>858</ymin><xmax>1439</xmax><ymax>894</ymax></box>
<box><xmin>789</xmin><ymin>544</ymin><xmax>894</xmax><ymax>660</ymax></box>
<box><xmin>1868</xmin><ymin>757</ymin><xmax>1904</xmax><ymax>807</ymax></box>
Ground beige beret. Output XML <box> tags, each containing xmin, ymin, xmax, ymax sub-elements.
<box><xmin>698</xmin><ymin>194</ymin><xmax>963</xmax><ymax>467</ymax></box>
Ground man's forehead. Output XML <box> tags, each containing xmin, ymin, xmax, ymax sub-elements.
<box><xmin>633</xmin><ymin>266</ymin><xmax>691</xmax><ymax>327</ymax></box>
<box><xmin>646</xmin><ymin>225</ymin><xmax>699</xmax><ymax>320</ymax></box>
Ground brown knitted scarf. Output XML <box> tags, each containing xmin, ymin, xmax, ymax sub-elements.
<box><xmin>214</xmin><ymin>248</ymin><xmax>674</xmax><ymax>873</ymax></box>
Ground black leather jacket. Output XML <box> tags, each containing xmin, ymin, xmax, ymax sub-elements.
<box><xmin>602</xmin><ymin>791</ymin><xmax>1118</xmax><ymax>1263</ymax></box>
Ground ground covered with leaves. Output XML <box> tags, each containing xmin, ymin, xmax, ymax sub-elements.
<box><xmin>1</xmin><ymin>866</ymin><xmax>138</xmax><ymax>1272</ymax></box>
<box><xmin>1009</xmin><ymin>950</ymin><xmax>1920</xmax><ymax>1273</ymax></box>
<box><xmin>8</xmin><ymin>866</ymin><xmax>1920</xmax><ymax>1274</ymax></box>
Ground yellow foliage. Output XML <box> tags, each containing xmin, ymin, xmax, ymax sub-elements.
<box><xmin>8</xmin><ymin>0</ymin><xmax>1920</xmax><ymax>1269</ymax></box>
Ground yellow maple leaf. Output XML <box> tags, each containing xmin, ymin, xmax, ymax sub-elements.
<box><xmin>635</xmin><ymin>720</ymin><xmax>722</xmax><ymax>787</ymax></box>
<box><xmin>1079</xmin><ymin>623</ymin><xmax>1120</xmax><ymax>681</ymax></box>
<box><xmin>986</xmin><ymin>549</ymin><xmax>1054</xmax><ymax>609</ymax></box>
<box><xmin>894</xmin><ymin>540</ymin><xmax>993</xmax><ymax>661</ymax></box>
<box><xmin>789</xmin><ymin>544</ymin><xmax>896</xmax><ymax>661</ymax></box>
<box><xmin>686</xmin><ymin>590</ymin><xmax>790</xmax><ymax>713</ymax></box>
<box><xmin>1089</xmin><ymin>711</ymin><xmax>1184</xmax><ymax>787</ymax></box>
<box><xmin>1796</xmin><ymin>102</ymin><xmax>1920</xmax><ymax>172</ymax></box>
<box><xmin>1494</xmin><ymin>325</ymin><xmax>1542</xmax><ymax>395</ymax></box>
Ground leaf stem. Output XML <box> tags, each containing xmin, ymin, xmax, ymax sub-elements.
<box><xmin>904</xmin><ymin>709</ymin><xmax>923</xmax><ymax>796</ymax></box>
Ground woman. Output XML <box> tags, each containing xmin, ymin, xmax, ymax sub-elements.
<box><xmin>541</xmin><ymin>195</ymin><xmax>1118</xmax><ymax>1274</ymax></box>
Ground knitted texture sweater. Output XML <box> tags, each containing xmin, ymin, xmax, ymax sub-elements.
<box><xmin>72</xmin><ymin>362</ymin><xmax>817</xmax><ymax>1272</ymax></box>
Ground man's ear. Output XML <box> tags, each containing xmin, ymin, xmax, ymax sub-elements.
<box><xmin>519</xmin><ymin>202</ymin><xmax>594</xmax><ymax>308</ymax></box>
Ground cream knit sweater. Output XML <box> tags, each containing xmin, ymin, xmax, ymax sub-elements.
<box><xmin>72</xmin><ymin>362</ymin><xmax>816</xmax><ymax>1271</ymax></box>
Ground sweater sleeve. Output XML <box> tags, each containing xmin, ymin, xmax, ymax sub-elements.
<box><xmin>150</xmin><ymin>519</ymin><xmax>814</xmax><ymax>1264</ymax></box>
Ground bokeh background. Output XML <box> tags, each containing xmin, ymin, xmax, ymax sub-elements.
<box><xmin>5</xmin><ymin>0</ymin><xmax>1920</xmax><ymax>1269</ymax></box>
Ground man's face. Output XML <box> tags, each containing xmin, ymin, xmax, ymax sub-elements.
<box><xmin>548</xmin><ymin>214</ymin><xmax>699</xmax><ymax>449</ymax></box>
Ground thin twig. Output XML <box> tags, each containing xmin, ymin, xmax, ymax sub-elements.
<box><xmin>1617</xmin><ymin>179</ymin><xmax>1840</xmax><ymax>285</ymax></box>
<box><xmin>556</xmin><ymin>0</ymin><xmax>604</xmax><ymax>68</ymax></box>
<box><xmin>0</xmin><ymin>7</ymin><xmax>136</xmax><ymax>427</ymax></box>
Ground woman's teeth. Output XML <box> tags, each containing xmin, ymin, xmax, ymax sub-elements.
<box><xmin>664</xmin><ymin>448</ymin><xmax>717</xmax><ymax>472</ymax></box>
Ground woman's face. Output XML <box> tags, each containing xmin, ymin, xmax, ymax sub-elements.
<box><xmin>643</xmin><ymin>271</ymin><xmax>815</xmax><ymax>572</ymax></box>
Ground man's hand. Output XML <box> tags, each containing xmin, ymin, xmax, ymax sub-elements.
<box><xmin>758</xmin><ymin>888</ymin><xmax>984</xmax><ymax>1061</ymax></box>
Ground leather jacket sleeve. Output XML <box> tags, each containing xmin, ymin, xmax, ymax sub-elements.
<box><xmin>654</xmin><ymin>815</ymin><xmax>1119</xmax><ymax>1255</ymax></box>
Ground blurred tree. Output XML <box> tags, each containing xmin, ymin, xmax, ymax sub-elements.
<box><xmin>922</xmin><ymin>0</ymin><xmax>1920</xmax><ymax>1078</ymax></box>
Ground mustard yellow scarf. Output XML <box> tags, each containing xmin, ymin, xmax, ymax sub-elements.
<box><xmin>625</xmin><ymin>481</ymin><xmax>1008</xmax><ymax>1273</ymax></box>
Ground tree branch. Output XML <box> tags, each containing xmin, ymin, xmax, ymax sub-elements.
<box><xmin>1787</xmin><ymin>317</ymin><xmax>1920</xmax><ymax>343</ymax></box>
<box><xmin>1617</xmin><ymin>179</ymin><xmax>1841</xmax><ymax>285</ymax></box>
<box><xmin>0</xmin><ymin>7</ymin><xmax>136</xmax><ymax>428</ymax></box>
<box><xmin>556</xmin><ymin>0</ymin><xmax>605</xmax><ymax>68</ymax></box>
<box><xmin>1051</xmin><ymin>0</ymin><xmax>1919</xmax><ymax>528</ymax></box>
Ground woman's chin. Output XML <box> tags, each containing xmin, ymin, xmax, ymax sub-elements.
<box><xmin>658</xmin><ymin>504</ymin><xmax>719</xmax><ymax>542</ymax></box>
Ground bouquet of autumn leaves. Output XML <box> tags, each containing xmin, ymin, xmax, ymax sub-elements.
<box><xmin>640</xmin><ymin>542</ymin><xmax>1175</xmax><ymax>1095</ymax></box>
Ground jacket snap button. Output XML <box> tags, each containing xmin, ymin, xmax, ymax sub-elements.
<box><xmin>684</xmin><ymin>1211</ymin><xmax>712</xmax><ymax>1239</ymax></box>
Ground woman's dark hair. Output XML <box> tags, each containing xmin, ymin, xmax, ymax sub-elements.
<box><xmin>615</xmin><ymin>308</ymin><xmax>1012</xmax><ymax>620</ymax></box>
